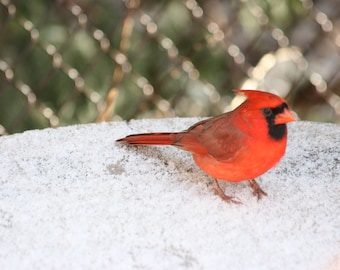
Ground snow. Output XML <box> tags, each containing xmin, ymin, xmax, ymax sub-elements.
<box><xmin>0</xmin><ymin>119</ymin><xmax>339</xmax><ymax>270</ymax></box>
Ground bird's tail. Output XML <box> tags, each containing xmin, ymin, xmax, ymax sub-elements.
<box><xmin>116</xmin><ymin>132</ymin><xmax>179</xmax><ymax>146</ymax></box>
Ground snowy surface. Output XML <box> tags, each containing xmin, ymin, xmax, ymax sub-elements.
<box><xmin>0</xmin><ymin>119</ymin><xmax>339</xmax><ymax>270</ymax></box>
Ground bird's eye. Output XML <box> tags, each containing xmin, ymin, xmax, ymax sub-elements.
<box><xmin>263</xmin><ymin>108</ymin><xmax>273</xmax><ymax>117</ymax></box>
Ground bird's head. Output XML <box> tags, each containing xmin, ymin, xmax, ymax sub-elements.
<box><xmin>234</xmin><ymin>89</ymin><xmax>295</xmax><ymax>140</ymax></box>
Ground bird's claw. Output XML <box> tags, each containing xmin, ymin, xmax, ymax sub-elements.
<box><xmin>213</xmin><ymin>178</ymin><xmax>242</xmax><ymax>204</ymax></box>
<box><xmin>249</xmin><ymin>179</ymin><xmax>267</xmax><ymax>201</ymax></box>
<box><xmin>213</xmin><ymin>188</ymin><xmax>242</xmax><ymax>204</ymax></box>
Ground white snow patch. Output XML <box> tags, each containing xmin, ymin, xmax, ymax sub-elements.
<box><xmin>0</xmin><ymin>119</ymin><xmax>339</xmax><ymax>270</ymax></box>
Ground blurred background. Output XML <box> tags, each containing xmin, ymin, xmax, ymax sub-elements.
<box><xmin>0</xmin><ymin>0</ymin><xmax>339</xmax><ymax>135</ymax></box>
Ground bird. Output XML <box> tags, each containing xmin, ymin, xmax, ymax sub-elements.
<box><xmin>116</xmin><ymin>90</ymin><xmax>295</xmax><ymax>204</ymax></box>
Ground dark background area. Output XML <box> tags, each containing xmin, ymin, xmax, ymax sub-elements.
<box><xmin>0</xmin><ymin>0</ymin><xmax>339</xmax><ymax>135</ymax></box>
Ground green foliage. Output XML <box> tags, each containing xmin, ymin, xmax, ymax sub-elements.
<box><xmin>0</xmin><ymin>0</ymin><xmax>339</xmax><ymax>134</ymax></box>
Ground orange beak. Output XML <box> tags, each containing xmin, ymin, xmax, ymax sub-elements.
<box><xmin>275</xmin><ymin>108</ymin><xmax>295</xmax><ymax>125</ymax></box>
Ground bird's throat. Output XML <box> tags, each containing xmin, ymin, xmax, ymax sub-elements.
<box><xmin>267</xmin><ymin>123</ymin><xmax>287</xmax><ymax>141</ymax></box>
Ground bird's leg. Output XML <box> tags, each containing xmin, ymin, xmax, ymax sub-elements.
<box><xmin>213</xmin><ymin>178</ymin><xmax>242</xmax><ymax>204</ymax></box>
<box><xmin>249</xmin><ymin>179</ymin><xmax>267</xmax><ymax>200</ymax></box>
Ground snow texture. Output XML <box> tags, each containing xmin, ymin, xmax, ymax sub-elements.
<box><xmin>0</xmin><ymin>119</ymin><xmax>339</xmax><ymax>270</ymax></box>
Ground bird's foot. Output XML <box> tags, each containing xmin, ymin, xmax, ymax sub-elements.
<box><xmin>213</xmin><ymin>178</ymin><xmax>242</xmax><ymax>204</ymax></box>
<box><xmin>249</xmin><ymin>179</ymin><xmax>267</xmax><ymax>201</ymax></box>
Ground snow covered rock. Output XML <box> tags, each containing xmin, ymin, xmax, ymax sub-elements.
<box><xmin>0</xmin><ymin>119</ymin><xmax>339</xmax><ymax>270</ymax></box>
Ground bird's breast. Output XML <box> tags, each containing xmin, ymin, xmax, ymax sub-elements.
<box><xmin>192</xmin><ymin>136</ymin><xmax>287</xmax><ymax>182</ymax></box>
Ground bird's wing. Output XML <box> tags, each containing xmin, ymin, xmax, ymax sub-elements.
<box><xmin>174</xmin><ymin>115</ymin><xmax>246</xmax><ymax>161</ymax></box>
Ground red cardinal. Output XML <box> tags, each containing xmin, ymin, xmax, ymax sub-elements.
<box><xmin>116</xmin><ymin>90</ymin><xmax>295</xmax><ymax>203</ymax></box>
